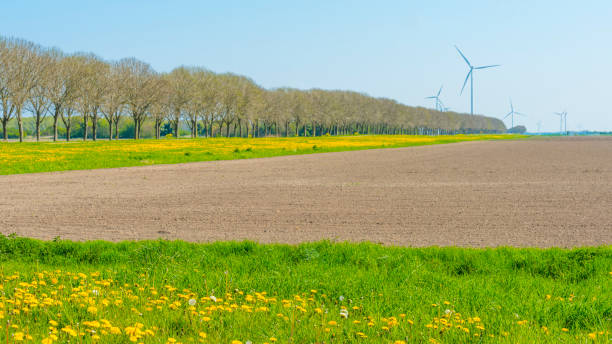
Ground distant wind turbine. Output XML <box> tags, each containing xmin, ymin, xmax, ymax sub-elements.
<box><xmin>455</xmin><ymin>45</ymin><xmax>500</xmax><ymax>115</ymax></box>
<box><xmin>554</xmin><ymin>111</ymin><xmax>567</xmax><ymax>135</ymax></box>
<box><xmin>504</xmin><ymin>99</ymin><xmax>526</xmax><ymax>128</ymax></box>
<box><xmin>425</xmin><ymin>85</ymin><xmax>444</xmax><ymax>111</ymax></box>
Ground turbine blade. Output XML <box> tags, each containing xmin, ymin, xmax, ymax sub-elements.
<box><xmin>475</xmin><ymin>64</ymin><xmax>501</xmax><ymax>69</ymax></box>
<box><xmin>425</xmin><ymin>96</ymin><xmax>436</xmax><ymax>99</ymax></box>
<box><xmin>437</xmin><ymin>85</ymin><xmax>443</xmax><ymax>97</ymax></box>
<box><xmin>454</xmin><ymin>45</ymin><xmax>472</xmax><ymax>67</ymax></box>
<box><xmin>504</xmin><ymin>113</ymin><xmax>512</xmax><ymax>119</ymax></box>
<box><xmin>460</xmin><ymin>70</ymin><xmax>471</xmax><ymax>95</ymax></box>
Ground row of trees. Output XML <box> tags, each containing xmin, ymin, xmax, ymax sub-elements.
<box><xmin>0</xmin><ymin>36</ymin><xmax>506</xmax><ymax>142</ymax></box>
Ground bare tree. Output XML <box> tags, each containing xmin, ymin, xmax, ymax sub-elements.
<box><xmin>100</xmin><ymin>61</ymin><xmax>125</xmax><ymax>140</ymax></box>
<box><xmin>26</xmin><ymin>49</ymin><xmax>53</xmax><ymax>141</ymax></box>
<box><xmin>193</xmin><ymin>69</ymin><xmax>217</xmax><ymax>138</ymax></box>
<box><xmin>0</xmin><ymin>37</ymin><xmax>15</xmax><ymax>141</ymax></box>
<box><xmin>118</xmin><ymin>58</ymin><xmax>160</xmax><ymax>139</ymax></box>
<box><xmin>150</xmin><ymin>75</ymin><xmax>170</xmax><ymax>139</ymax></box>
<box><xmin>72</xmin><ymin>54</ymin><xmax>93</xmax><ymax>141</ymax></box>
<box><xmin>47</xmin><ymin>50</ymin><xmax>80</xmax><ymax>141</ymax></box>
<box><xmin>76</xmin><ymin>54</ymin><xmax>108</xmax><ymax>141</ymax></box>
<box><xmin>58</xmin><ymin>55</ymin><xmax>87</xmax><ymax>141</ymax></box>
<box><xmin>166</xmin><ymin>66</ymin><xmax>192</xmax><ymax>138</ymax></box>
<box><xmin>6</xmin><ymin>38</ymin><xmax>40</xmax><ymax>142</ymax></box>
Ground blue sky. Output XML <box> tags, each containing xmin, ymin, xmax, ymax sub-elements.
<box><xmin>2</xmin><ymin>1</ymin><xmax>611</xmax><ymax>131</ymax></box>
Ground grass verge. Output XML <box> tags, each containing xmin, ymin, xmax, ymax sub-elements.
<box><xmin>0</xmin><ymin>235</ymin><xmax>609</xmax><ymax>343</ymax></box>
<box><xmin>0</xmin><ymin>134</ymin><xmax>525</xmax><ymax>175</ymax></box>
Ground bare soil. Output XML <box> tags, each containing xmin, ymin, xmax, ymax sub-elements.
<box><xmin>1</xmin><ymin>136</ymin><xmax>611</xmax><ymax>247</ymax></box>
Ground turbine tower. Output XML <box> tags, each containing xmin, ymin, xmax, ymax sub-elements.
<box><xmin>425</xmin><ymin>85</ymin><xmax>444</xmax><ymax>111</ymax></box>
<box><xmin>554</xmin><ymin>111</ymin><xmax>567</xmax><ymax>135</ymax></box>
<box><xmin>455</xmin><ymin>45</ymin><xmax>500</xmax><ymax>115</ymax></box>
<box><xmin>503</xmin><ymin>99</ymin><xmax>526</xmax><ymax>129</ymax></box>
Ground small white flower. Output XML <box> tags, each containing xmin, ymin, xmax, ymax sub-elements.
<box><xmin>188</xmin><ymin>299</ymin><xmax>197</xmax><ymax>306</ymax></box>
<box><xmin>445</xmin><ymin>309</ymin><xmax>452</xmax><ymax>315</ymax></box>
<box><xmin>339</xmin><ymin>295</ymin><xmax>345</xmax><ymax>302</ymax></box>
<box><xmin>340</xmin><ymin>309</ymin><xmax>349</xmax><ymax>318</ymax></box>
<box><xmin>210</xmin><ymin>295</ymin><xmax>217</xmax><ymax>302</ymax></box>
<box><xmin>92</xmin><ymin>289</ymin><xmax>99</xmax><ymax>296</ymax></box>
<box><xmin>246</xmin><ymin>341</ymin><xmax>252</xmax><ymax>344</ymax></box>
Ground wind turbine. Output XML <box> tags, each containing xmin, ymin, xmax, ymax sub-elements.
<box><xmin>554</xmin><ymin>111</ymin><xmax>567</xmax><ymax>135</ymax></box>
<box><xmin>504</xmin><ymin>99</ymin><xmax>526</xmax><ymax>129</ymax></box>
<box><xmin>455</xmin><ymin>45</ymin><xmax>500</xmax><ymax>115</ymax></box>
<box><xmin>425</xmin><ymin>85</ymin><xmax>444</xmax><ymax>111</ymax></box>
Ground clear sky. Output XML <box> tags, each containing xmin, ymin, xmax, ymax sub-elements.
<box><xmin>1</xmin><ymin>1</ymin><xmax>611</xmax><ymax>132</ymax></box>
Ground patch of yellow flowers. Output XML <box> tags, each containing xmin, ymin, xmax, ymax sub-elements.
<box><xmin>0</xmin><ymin>269</ymin><xmax>608</xmax><ymax>343</ymax></box>
<box><xmin>0</xmin><ymin>135</ymin><xmax>517</xmax><ymax>174</ymax></box>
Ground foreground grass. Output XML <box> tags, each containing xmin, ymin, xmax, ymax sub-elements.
<box><xmin>0</xmin><ymin>134</ymin><xmax>525</xmax><ymax>175</ymax></box>
<box><xmin>0</xmin><ymin>236</ymin><xmax>609</xmax><ymax>343</ymax></box>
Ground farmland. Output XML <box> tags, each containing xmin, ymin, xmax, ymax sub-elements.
<box><xmin>1</xmin><ymin>136</ymin><xmax>611</xmax><ymax>343</ymax></box>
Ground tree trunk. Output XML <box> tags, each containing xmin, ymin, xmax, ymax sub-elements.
<box><xmin>92</xmin><ymin>111</ymin><xmax>98</xmax><ymax>141</ymax></box>
<box><xmin>66</xmin><ymin>125</ymin><xmax>71</xmax><ymax>142</ymax></box>
<box><xmin>1</xmin><ymin>118</ymin><xmax>7</xmax><ymax>141</ymax></box>
<box><xmin>114</xmin><ymin>118</ymin><xmax>119</xmax><ymax>140</ymax></box>
<box><xmin>174</xmin><ymin>119</ymin><xmax>179</xmax><ymax>138</ymax></box>
<box><xmin>225</xmin><ymin>122</ymin><xmax>231</xmax><ymax>137</ymax></box>
<box><xmin>137</xmin><ymin>118</ymin><xmax>144</xmax><ymax>139</ymax></box>
<box><xmin>108</xmin><ymin>118</ymin><xmax>113</xmax><ymax>141</ymax></box>
<box><xmin>83</xmin><ymin>115</ymin><xmax>88</xmax><ymax>141</ymax></box>
<box><xmin>17</xmin><ymin>107</ymin><xmax>23</xmax><ymax>143</ymax></box>
<box><xmin>53</xmin><ymin>114</ymin><xmax>58</xmax><ymax>141</ymax></box>
<box><xmin>133</xmin><ymin>118</ymin><xmax>138</xmax><ymax>139</ymax></box>
<box><xmin>35</xmin><ymin>114</ymin><xmax>41</xmax><ymax>142</ymax></box>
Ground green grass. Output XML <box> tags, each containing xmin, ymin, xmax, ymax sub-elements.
<box><xmin>0</xmin><ymin>134</ymin><xmax>526</xmax><ymax>175</ymax></box>
<box><xmin>0</xmin><ymin>235</ymin><xmax>609</xmax><ymax>343</ymax></box>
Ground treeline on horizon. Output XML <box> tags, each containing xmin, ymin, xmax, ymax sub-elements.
<box><xmin>0</xmin><ymin>36</ymin><xmax>506</xmax><ymax>142</ymax></box>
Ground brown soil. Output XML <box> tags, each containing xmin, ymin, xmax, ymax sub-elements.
<box><xmin>1</xmin><ymin>137</ymin><xmax>611</xmax><ymax>247</ymax></box>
